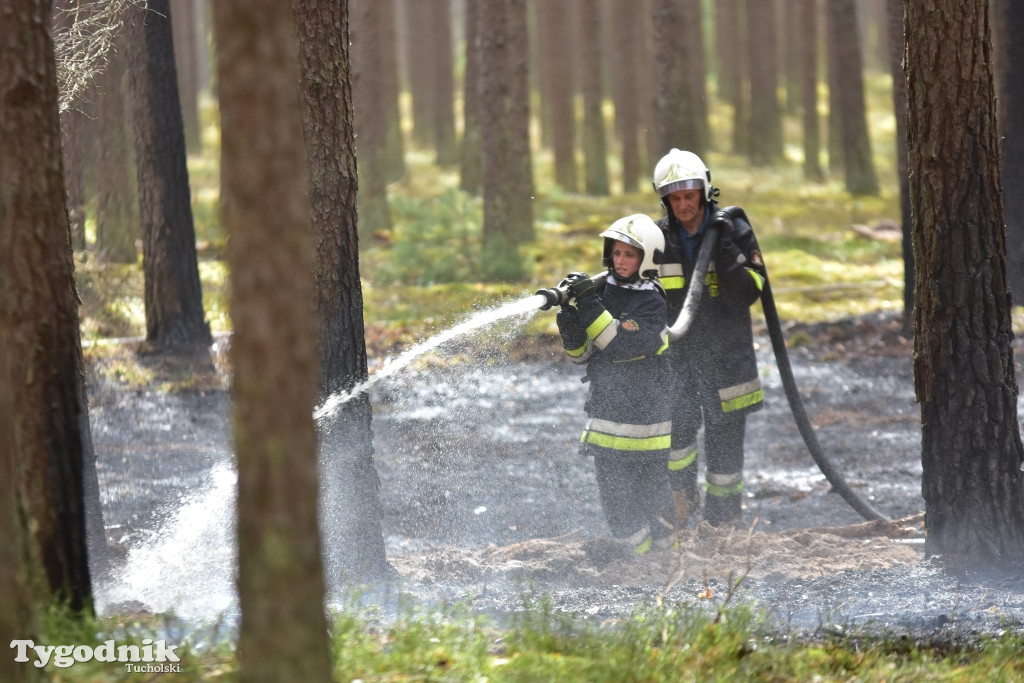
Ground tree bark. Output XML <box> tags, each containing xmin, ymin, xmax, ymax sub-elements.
<box><xmin>351</xmin><ymin>0</ymin><xmax>393</xmax><ymax>241</ymax></box>
<box><xmin>95</xmin><ymin>28</ymin><xmax>139</xmax><ymax>264</ymax></box>
<box><xmin>0</xmin><ymin>346</ymin><xmax>34</xmax><ymax>677</ymax></box>
<box><xmin>651</xmin><ymin>0</ymin><xmax>706</xmax><ymax>159</ymax></box>
<box><xmin>127</xmin><ymin>0</ymin><xmax>212</xmax><ymax>350</ymax></box>
<box><xmin>535</xmin><ymin>0</ymin><xmax>578</xmax><ymax>192</ymax></box>
<box><xmin>404</xmin><ymin>0</ymin><xmax>434</xmax><ymax>149</ymax></box>
<box><xmin>459</xmin><ymin>0</ymin><xmax>483</xmax><ymax>194</ymax></box>
<box><xmin>431</xmin><ymin>0</ymin><xmax>458</xmax><ymax>167</ymax></box>
<box><xmin>379</xmin><ymin>0</ymin><xmax>405</xmax><ymax>182</ymax></box>
<box><xmin>746</xmin><ymin>0</ymin><xmax>783</xmax><ymax>165</ymax></box>
<box><xmin>906</xmin><ymin>0</ymin><xmax>1024</xmax><ymax>566</ymax></box>
<box><xmin>1</xmin><ymin>0</ymin><xmax>99</xmax><ymax>612</ymax></box>
<box><xmin>171</xmin><ymin>0</ymin><xmax>201</xmax><ymax>154</ymax></box>
<box><xmin>293</xmin><ymin>0</ymin><xmax>390</xmax><ymax>580</ymax></box>
<box><xmin>992</xmin><ymin>0</ymin><xmax>1024</xmax><ymax>304</ymax></box>
<box><xmin>888</xmin><ymin>0</ymin><xmax>914</xmax><ymax>330</ymax></box>
<box><xmin>480</xmin><ymin>0</ymin><xmax>533</xmax><ymax>277</ymax></box>
<box><xmin>577</xmin><ymin>0</ymin><xmax>609</xmax><ymax>196</ymax></box>
<box><xmin>611</xmin><ymin>0</ymin><xmax>643</xmax><ymax>192</ymax></box>
<box><xmin>715</xmin><ymin>0</ymin><xmax>741</xmax><ymax>106</ymax></box>
<box><xmin>211</xmin><ymin>0</ymin><xmax>333</xmax><ymax>679</ymax></box>
<box><xmin>801</xmin><ymin>0</ymin><xmax>824</xmax><ymax>183</ymax></box>
<box><xmin>827</xmin><ymin>0</ymin><xmax>879</xmax><ymax>195</ymax></box>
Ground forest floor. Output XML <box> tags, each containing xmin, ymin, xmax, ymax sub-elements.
<box><xmin>87</xmin><ymin>310</ymin><xmax>1024</xmax><ymax>640</ymax></box>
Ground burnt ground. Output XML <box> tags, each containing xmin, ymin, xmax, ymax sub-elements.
<box><xmin>88</xmin><ymin>311</ymin><xmax>1024</xmax><ymax>641</ymax></box>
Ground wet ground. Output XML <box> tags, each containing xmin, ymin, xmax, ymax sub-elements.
<box><xmin>88</xmin><ymin>311</ymin><xmax>1024</xmax><ymax>641</ymax></box>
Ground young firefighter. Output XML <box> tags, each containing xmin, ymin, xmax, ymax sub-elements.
<box><xmin>555</xmin><ymin>214</ymin><xmax>676</xmax><ymax>554</ymax></box>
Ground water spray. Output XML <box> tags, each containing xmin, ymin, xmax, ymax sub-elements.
<box><xmin>673</xmin><ymin>206</ymin><xmax>889</xmax><ymax>522</ymax></box>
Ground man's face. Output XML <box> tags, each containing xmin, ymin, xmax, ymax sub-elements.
<box><xmin>667</xmin><ymin>189</ymin><xmax>704</xmax><ymax>229</ymax></box>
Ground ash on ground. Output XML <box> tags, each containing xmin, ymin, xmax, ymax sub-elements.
<box><xmin>89</xmin><ymin>312</ymin><xmax>1024</xmax><ymax>640</ymax></box>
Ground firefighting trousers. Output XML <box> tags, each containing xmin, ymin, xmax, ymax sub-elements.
<box><xmin>667</xmin><ymin>395</ymin><xmax>747</xmax><ymax>525</ymax></box>
<box><xmin>592</xmin><ymin>450</ymin><xmax>676</xmax><ymax>544</ymax></box>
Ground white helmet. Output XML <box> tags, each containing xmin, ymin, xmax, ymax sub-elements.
<box><xmin>652</xmin><ymin>148</ymin><xmax>714</xmax><ymax>202</ymax></box>
<box><xmin>600</xmin><ymin>214</ymin><xmax>665</xmax><ymax>280</ymax></box>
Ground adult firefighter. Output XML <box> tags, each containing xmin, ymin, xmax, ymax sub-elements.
<box><xmin>652</xmin><ymin>149</ymin><xmax>767</xmax><ymax>528</ymax></box>
<box><xmin>555</xmin><ymin>214</ymin><xmax>676</xmax><ymax>554</ymax></box>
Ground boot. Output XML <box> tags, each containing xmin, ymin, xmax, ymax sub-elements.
<box><xmin>672</xmin><ymin>489</ymin><xmax>700</xmax><ymax>529</ymax></box>
<box><xmin>704</xmin><ymin>493</ymin><xmax>742</xmax><ymax>528</ymax></box>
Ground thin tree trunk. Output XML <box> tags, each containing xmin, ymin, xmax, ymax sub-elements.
<box><xmin>992</xmin><ymin>0</ymin><xmax>1024</xmax><ymax>303</ymax></box>
<box><xmin>801</xmin><ymin>0</ymin><xmax>824</xmax><ymax>182</ymax></box>
<box><xmin>480</xmin><ymin>0</ymin><xmax>532</xmax><ymax>277</ymax></box>
<box><xmin>171</xmin><ymin>0</ymin><xmax>201</xmax><ymax>154</ymax></box>
<box><xmin>611</xmin><ymin>0</ymin><xmax>642</xmax><ymax>192</ymax></box>
<box><xmin>431</xmin><ymin>0</ymin><xmax>457</xmax><ymax>166</ymax></box>
<box><xmin>746</xmin><ymin>0</ymin><xmax>783</xmax><ymax>165</ymax></box>
<box><xmin>577</xmin><ymin>0</ymin><xmax>609</xmax><ymax>196</ymax></box>
<box><xmin>96</xmin><ymin>31</ymin><xmax>139</xmax><ymax>263</ymax></box>
<box><xmin>127</xmin><ymin>0</ymin><xmax>212</xmax><ymax>350</ymax></box>
<box><xmin>352</xmin><ymin>0</ymin><xmax>393</xmax><ymax>241</ymax></box>
<box><xmin>828</xmin><ymin>0</ymin><xmax>879</xmax><ymax>195</ymax></box>
<box><xmin>459</xmin><ymin>0</ymin><xmax>483</xmax><ymax>194</ymax></box>
<box><xmin>536</xmin><ymin>0</ymin><xmax>577</xmax><ymax>192</ymax></box>
<box><xmin>888</xmin><ymin>0</ymin><xmax>913</xmax><ymax>330</ymax></box>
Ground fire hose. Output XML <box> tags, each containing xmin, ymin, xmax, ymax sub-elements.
<box><xmin>538</xmin><ymin>211</ymin><xmax>888</xmax><ymax>523</ymax></box>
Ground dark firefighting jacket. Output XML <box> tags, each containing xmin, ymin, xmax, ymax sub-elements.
<box><xmin>557</xmin><ymin>278</ymin><xmax>672</xmax><ymax>454</ymax></box>
<box><xmin>655</xmin><ymin>202</ymin><xmax>767</xmax><ymax>416</ymax></box>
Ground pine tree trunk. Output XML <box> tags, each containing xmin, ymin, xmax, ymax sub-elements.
<box><xmin>801</xmin><ymin>0</ymin><xmax>824</xmax><ymax>182</ymax></box>
<box><xmin>431</xmin><ymin>0</ymin><xmax>458</xmax><ymax>167</ymax></box>
<box><xmin>992</xmin><ymin>0</ymin><xmax>1024</xmax><ymax>304</ymax></box>
<box><xmin>887</xmin><ymin>0</ymin><xmax>914</xmax><ymax>329</ymax></box>
<box><xmin>352</xmin><ymin>0</ymin><xmax>393</xmax><ymax>242</ymax></box>
<box><xmin>746</xmin><ymin>0</ymin><xmax>783</xmax><ymax>165</ymax></box>
<box><xmin>293</xmin><ymin>0</ymin><xmax>390</xmax><ymax>580</ymax></box>
<box><xmin>651</xmin><ymin>0</ymin><xmax>703</xmax><ymax>159</ymax></box>
<box><xmin>212</xmin><ymin>0</ymin><xmax>333</xmax><ymax>678</ymax></box>
<box><xmin>127</xmin><ymin>0</ymin><xmax>212</xmax><ymax>350</ymax></box>
<box><xmin>1</xmin><ymin>0</ymin><xmax>98</xmax><ymax>612</ymax></box>
<box><xmin>577</xmin><ymin>0</ymin><xmax>609</xmax><ymax>196</ymax></box>
<box><xmin>96</xmin><ymin>32</ymin><xmax>139</xmax><ymax>264</ymax></box>
<box><xmin>459</xmin><ymin>0</ymin><xmax>483</xmax><ymax>194</ymax></box>
<box><xmin>480</xmin><ymin>0</ymin><xmax>533</xmax><ymax>275</ymax></box>
<box><xmin>611</xmin><ymin>0</ymin><xmax>642</xmax><ymax>192</ymax></box>
<box><xmin>827</xmin><ymin>0</ymin><xmax>879</xmax><ymax>195</ymax></box>
<box><xmin>906</xmin><ymin>0</ymin><xmax>1024</xmax><ymax>566</ymax></box>
<box><xmin>536</xmin><ymin>1</ymin><xmax>578</xmax><ymax>192</ymax></box>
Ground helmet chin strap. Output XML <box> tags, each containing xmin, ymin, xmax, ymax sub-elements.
<box><xmin>607</xmin><ymin>267</ymin><xmax>640</xmax><ymax>285</ymax></box>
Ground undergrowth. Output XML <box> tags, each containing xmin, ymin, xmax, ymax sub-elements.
<box><xmin>25</xmin><ymin>597</ymin><xmax>1024</xmax><ymax>681</ymax></box>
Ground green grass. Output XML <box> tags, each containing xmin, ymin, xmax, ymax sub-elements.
<box><xmin>27</xmin><ymin>597</ymin><xmax>1024</xmax><ymax>681</ymax></box>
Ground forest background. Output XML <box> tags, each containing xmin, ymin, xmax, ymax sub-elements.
<box><xmin>66</xmin><ymin>0</ymin><xmax>1024</xmax><ymax>355</ymax></box>
<box><xmin>6</xmin><ymin>0</ymin><xmax>1024</xmax><ymax>680</ymax></box>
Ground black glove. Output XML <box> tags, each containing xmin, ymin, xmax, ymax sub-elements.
<box><xmin>556</xmin><ymin>307</ymin><xmax>587</xmax><ymax>350</ymax></box>
<box><xmin>709</xmin><ymin>210</ymin><xmax>735</xmax><ymax>247</ymax></box>
<box><xmin>561</xmin><ymin>271</ymin><xmax>597</xmax><ymax>303</ymax></box>
<box><xmin>710</xmin><ymin>210</ymin><xmax>744</xmax><ymax>272</ymax></box>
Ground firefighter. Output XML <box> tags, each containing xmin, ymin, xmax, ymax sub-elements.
<box><xmin>555</xmin><ymin>214</ymin><xmax>676</xmax><ymax>554</ymax></box>
<box><xmin>651</xmin><ymin>149</ymin><xmax>767</xmax><ymax>528</ymax></box>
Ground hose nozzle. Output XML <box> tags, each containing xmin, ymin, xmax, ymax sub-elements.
<box><xmin>535</xmin><ymin>286</ymin><xmax>569</xmax><ymax>311</ymax></box>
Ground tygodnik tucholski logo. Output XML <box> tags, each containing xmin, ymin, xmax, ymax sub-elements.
<box><xmin>10</xmin><ymin>638</ymin><xmax>182</xmax><ymax>672</ymax></box>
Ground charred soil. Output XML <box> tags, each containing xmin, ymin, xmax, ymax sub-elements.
<box><xmin>89</xmin><ymin>312</ymin><xmax>1024</xmax><ymax>640</ymax></box>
